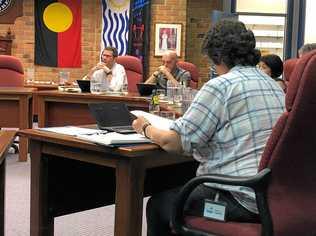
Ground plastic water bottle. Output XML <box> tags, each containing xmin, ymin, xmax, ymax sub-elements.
<box><xmin>149</xmin><ymin>89</ymin><xmax>160</xmax><ymax>114</ymax></box>
<box><xmin>166</xmin><ymin>80</ymin><xmax>174</xmax><ymax>104</ymax></box>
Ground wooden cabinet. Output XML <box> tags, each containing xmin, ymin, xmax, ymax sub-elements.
<box><xmin>0</xmin><ymin>30</ymin><xmax>14</xmax><ymax>55</ymax></box>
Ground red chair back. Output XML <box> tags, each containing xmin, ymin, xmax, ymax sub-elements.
<box><xmin>283</xmin><ymin>58</ymin><xmax>298</xmax><ymax>83</ymax></box>
<box><xmin>0</xmin><ymin>55</ymin><xmax>24</xmax><ymax>87</ymax></box>
<box><xmin>116</xmin><ymin>55</ymin><xmax>143</xmax><ymax>93</ymax></box>
<box><xmin>177</xmin><ymin>61</ymin><xmax>199</xmax><ymax>89</ymax></box>
<box><xmin>259</xmin><ymin>50</ymin><xmax>316</xmax><ymax>235</ymax></box>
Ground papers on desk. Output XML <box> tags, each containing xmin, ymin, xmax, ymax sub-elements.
<box><xmin>38</xmin><ymin>126</ymin><xmax>151</xmax><ymax>146</ymax></box>
<box><xmin>130</xmin><ymin>110</ymin><xmax>173</xmax><ymax>131</ymax></box>
<box><xmin>39</xmin><ymin>126</ymin><xmax>99</xmax><ymax>136</ymax></box>
<box><xmin>77</xmin><ymin>133</ymin><xmax>150</xmax><ymax>146</ymax></box>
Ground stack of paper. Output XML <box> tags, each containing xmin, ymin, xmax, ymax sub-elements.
<box><xmin>130</xmin><ymin>110</ymin><xmax>173</xmax><ymax>131</ymax></box>
<box><xmin>38</xmin><ymin>126</ymin><xmax>150</xmax><ymax>146</ymax></box>
<box><xmin>77</xmin><ymin>132</ymin><xmax>150</xmax><ymax>146</ymax></box>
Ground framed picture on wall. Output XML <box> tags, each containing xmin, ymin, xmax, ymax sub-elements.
<box><xmin>154</xmin><ymin>23</ymin><xmax>182</xmax><ymax>56</ymax></box>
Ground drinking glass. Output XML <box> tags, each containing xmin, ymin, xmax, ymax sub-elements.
<box><xmin>59</xmin><ymin>71</ymin><xmax>70</xmax><ymax>85</ymax></box>
<box><xmin>26</xmin><ymin>68</ymin><xmax>35</xmax><ymax>83</ymax></box>
<box><xmin>181</xmin><ymin>87</ymin><xmax>194</xmax><ymax>113</ymax></box>
<box><xmin>173</xmin><ymin>86</ymin><xmax>183</xmax><ymax>107</ymax></box>
<box><xmin>90</xmin><ymin>81</ymin><xmax>102</xmax><ymax>94</ymax></box>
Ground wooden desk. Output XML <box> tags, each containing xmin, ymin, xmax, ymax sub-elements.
<box><xmin>24</xmin><ymin>82</ymin><xmax>58</xmax><ymax>117</ymax></box>
<box><xmin>0</xmin><ymin>88</ymin><xmax>34</xmax><ymax>161</ymax></box>
<box><xmin>19</xmin><ymin>129</ymin><xmax>197</xmax><ymax>236</ymax></box>
<box><xmin>36</xmin><ymin>90</ymin><xmax>151</xmax><ymax>127</ymax></box>
<box><xmin>0</xmin><ymin>130</ymin><xmax>16</xmax><ymax>236</ymax></box>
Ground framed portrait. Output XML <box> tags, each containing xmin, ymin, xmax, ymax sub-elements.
<box><xmin>154</xmin><ymin>23</ymin><xmax>182</xmax><ymax>56</ymax></box>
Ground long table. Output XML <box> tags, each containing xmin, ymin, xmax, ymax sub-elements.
<box><xmin>36</xmin><ymin>90</ymin><xmax>183</xmax><ymax>128</ymax></box>
<box><xmin>0</xmin><ymin>87</ymin><xmax>34</xmax><ymax>161</ymax></box>
<box><xmin>19</xmin><ymin>129</ymin><xmax>197</xmax><ymax>236</ymax></box>
<box><xmin>36</xmin><ymin>90</ymin><xmax>151</xmax><ymax>128</ymax></box>
<box><xmin>0</xmin><ymin>130</ymin><xmax>16</xmax><ymax>236</ymax></box>
<box><xmin>23</xmin><ymin>82</ymin><xmax>58</xmax><ymax>116</ymax></box>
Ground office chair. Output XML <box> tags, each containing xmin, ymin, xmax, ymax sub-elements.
<box><xmin>171</xmin><ymin>50</ymin><xmax>316</xmax><ymax>236</ymax></box>
<box><xmin>177</xmin><ymin>61</ymin><xmax>199</xmax><ymax>89</ymax></box>
<box><xmin>0</xmin><ymin>55</ymin><xmax>24</xmax><ymax>86</ymax></box>
<box><xmin>283</xmin><ymin>58</ymin><xmax>298</xmax><ymax>86</ymax></box>
<box><xmin>116</xmin><ymin>55</ymin><xmax>143</xmax><ymax>93</ymax></box>
<box><xmin>0</xmin><ymin>55</ymin><xmax>24</xmax><ymax>153</ymax></box>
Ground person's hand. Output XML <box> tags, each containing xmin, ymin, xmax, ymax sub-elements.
<box><xmin>94</xmin><ymin>63</ymin><xmax>110</xmax><ymax>73</ymax></box>
<box><xmin>158</xmin><ymin>65</ymin><xmax>171</xmax><ymax>76</ymax></box>
<box><xmin>132</xmin><ymin>116</ymin><xmax>150</xmax><ymax>135</ymax></box>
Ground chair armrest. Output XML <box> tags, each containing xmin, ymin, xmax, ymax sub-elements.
<box><xmin>171</xmin><ymin>168</ymin><xmax>272</xmax><ymax>236</ymax></box>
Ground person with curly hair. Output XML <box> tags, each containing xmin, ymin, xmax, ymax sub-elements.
<box><xmin>132</xmin><ymin>20</ymin><xmax>285</xmax><ymax>236</ymax></box>
<box><xmin>258</xmin><ymin>54</ymin><xmax>286</xmax><ymax>91</ymax></box>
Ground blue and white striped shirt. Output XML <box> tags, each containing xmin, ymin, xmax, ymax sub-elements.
<box><xmin>170</xmin><ymin>66</ymin><xmax>285</xmax><ymax>213</ymax></box>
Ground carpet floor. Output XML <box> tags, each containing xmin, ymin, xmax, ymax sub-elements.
<box><xmin>5</xmin><ymin>153</ymin><xmax>148</xmax><ymax>236</ymax></box>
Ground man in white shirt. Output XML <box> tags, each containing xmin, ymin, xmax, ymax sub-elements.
<box><xmin>86</xmin><ymin>46</ymin><xmax>127</xmax><ymax>92</ymax></box>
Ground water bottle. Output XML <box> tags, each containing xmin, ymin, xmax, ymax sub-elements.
<box><xmin>166</xmin><ymin>80</ymin><xmax>174</xmax><ymax>105</ymax></box>
<box><xmin>149</xmin><ymin>89</ymin><xmax>160</xmax><ymax>114</ymax></box>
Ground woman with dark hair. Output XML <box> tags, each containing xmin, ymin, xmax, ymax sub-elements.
<box><xmin>258</xmin><ymin>54</ymin><xmax>286</xmax><ymax>91</ymax></box>
<box><xmin>132</xmin><ymin>20</ymin><xmax>285</xmax><ymax>236</ymax></box>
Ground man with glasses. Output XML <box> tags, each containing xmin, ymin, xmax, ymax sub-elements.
<box><xmin>86</xmin><ymin>46</ymin><xmax>127</xmax><ymax>92</ymax></box>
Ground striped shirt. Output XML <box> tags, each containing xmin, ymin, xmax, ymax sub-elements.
<box><xmin>170</xmin><ymin>66</ymin><xmax>285</xmax><ymax>213</ymax></box>
<box><xmin>156</xmin><ymin>66</ymin><xmax>191</xmax><ymax>89</ymax></box>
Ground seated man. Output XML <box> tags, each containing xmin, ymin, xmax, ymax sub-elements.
<box><xmin>145</xmin><ymin>50</ymin><xmax>191</xmax><ymax>89</ymax></box>
<box><xmin>86</xmin><ymin>46</ymin><xmax>127</xmax><ymax>92</ymax></box>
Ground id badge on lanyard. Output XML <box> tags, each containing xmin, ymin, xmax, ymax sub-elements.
<box><xmin>203</xmin><ymin>192</ymin><xmax>227</xmax><ymax>222</ymax></box>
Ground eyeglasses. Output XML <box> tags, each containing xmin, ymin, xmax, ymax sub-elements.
<box><xmin>102</xmin><ymin>54</ymin><xmax>113</xmax><ymax>58</ymax></box>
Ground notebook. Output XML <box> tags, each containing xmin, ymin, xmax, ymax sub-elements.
<box><xmin>88</xmin><ymin>102</ymin><xmax>137</xmax><ymax>134</ymax></box>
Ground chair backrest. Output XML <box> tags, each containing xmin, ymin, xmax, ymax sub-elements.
<box><xmin>0</xmin><ymin>55</ymin><xmax>24</xmax><ymax>87</ymax></box>
<box><xmin>116</xmin><ymin>55</ymin><xmax>143</xmax><ymax>93</ymax></box>
<box><xmin>259</xmin><ymin>50</ymin><xmax>316</xmax><ymax>235</ymax></box>
<box><xmin>177</xmin><ymin>61</ymin><xmax>199</xmax><ymax>89</ymax></box>
<box><xmin>283</xmin><ymin>58</ymin><xmax>298</xmax><ymax>83</ymax></box>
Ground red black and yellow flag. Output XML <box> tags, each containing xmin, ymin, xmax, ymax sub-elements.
<box><xmin>35</xmin><ymin>0</ymin><xmax>81</xmax><ymax>67</ymax></box>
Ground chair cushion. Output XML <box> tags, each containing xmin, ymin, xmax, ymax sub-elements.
<box><xmin>286</xmin><ymin>51</ymin><xmax>316</xmax><ymax>111</ymax></box>
<box><xmin>0</xmin><ymin>55</ymin><xmax>24</xmax><ymax>74</ymax></box>
<box><xmin>283</xmin><ymin>58</ymin><xmax>297</xmax><ymax>82</ymax></box>
<box><xmin>0</xmin><ymin>69</ymin><xmax>24</xmax><ymax>86</ymax></box>
<box><xmin>177</xmin><ymin>61</ymin><xmax>199</xmax><ymax>89</ymax></box>
<box><xmin>116</xmin><ymin>55</ymin><xmax>143</xmax><ymax>74</ymax></box>
<box><xmin>116</xmin><ymin>55</ymin><xmax>143</xmax><ymax>92</ymax></box>
<box><xmin>186</xmin><ymin>216</ymin><xmax>261</xmax><ymax>236</ymax></box>
<box><xmin>259</xmin><ymin>112</ymin><xmax>288</xmax><ymax>170</ymax></box>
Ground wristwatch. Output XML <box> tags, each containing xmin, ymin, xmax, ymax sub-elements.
<box><xmin>142</xmin><ymin>122</ymin><xmax>151</xmax><ymax>138</ymax></box>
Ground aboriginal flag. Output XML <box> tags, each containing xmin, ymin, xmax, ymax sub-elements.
<box><xmin>35</xmin><ymin>0</ymin><xmax>81</xmax><ymax>67</ymax></box>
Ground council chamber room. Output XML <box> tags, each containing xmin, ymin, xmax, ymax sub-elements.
<box><xmin>0</xmin><ymin>0</ymin><xmax>315</xmax><ymax>236</ymax></box>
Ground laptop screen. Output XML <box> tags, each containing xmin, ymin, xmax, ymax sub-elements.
<box><xmin>88</xmin><ymin>102</ymin><xmax>134</xmax><ymax>128</ymax></box>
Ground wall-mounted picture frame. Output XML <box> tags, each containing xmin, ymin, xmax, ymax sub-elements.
<box><xmin>154</xmin><ymin>23</ymin><xmax>182</xmax><ymax>56</ymax></box>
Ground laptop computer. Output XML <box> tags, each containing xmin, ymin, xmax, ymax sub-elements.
<box><xmin>88</xmin><ymin>102</ymin><xmax>137</xmax><ymax>134</ymax></box>
<box><xmin>136</xmin><ymin>83</ymin><xmax>157</xmax><ymax>96</ymax></box>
